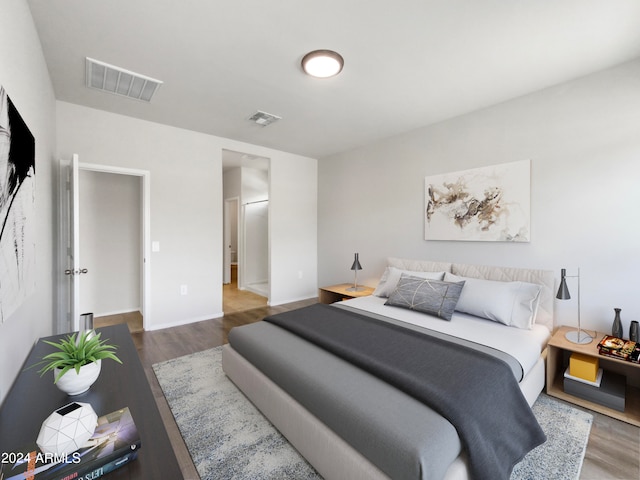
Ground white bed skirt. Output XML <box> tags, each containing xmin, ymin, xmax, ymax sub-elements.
<box><xmin>222</xmin><ymin>344</ymin><xmax>545</xmax><ymax>480</ymax></box>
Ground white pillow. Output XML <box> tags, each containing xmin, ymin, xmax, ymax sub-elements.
<box><xmin>373</xmin><ymin>267</ymin><xmax>445</xmax><ymax>298</ymax></box>
<box><xmin>444</xmin><ymin>272</ymin><xmax>542</xmax><ymax>329</ymax></box>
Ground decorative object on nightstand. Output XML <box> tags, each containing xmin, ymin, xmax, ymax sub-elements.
<box><xmin>347</xmin><ymin>253</ymin><xmax>364</xmax><ymax>292</ymax></box>
<box><xmin>569</xmin><ymin>352</ymin><xmax>599</xmax><ymax>382</ymax></box>
<box><xmin>612</xmin><ymin>308</ymin><xmax>623</xmax><ymax>338</ymax></box>
<box><xmin>630</xmin><ymin>321</ymin><xmax>639</xmax><ymax>342</ymax></box>
<box><xmin>556</xmin><ymin>268</ymin><xmax>592</xmax><ymax>344</ymax></box>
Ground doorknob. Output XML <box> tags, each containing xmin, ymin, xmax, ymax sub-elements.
<box><xmin>65</xmin><ymin>268</ymin><xmax>89</xmax><ymax>275</ymax></box>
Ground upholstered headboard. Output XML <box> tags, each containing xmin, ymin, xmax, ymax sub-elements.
<box><xmin>386</xmin><ymin>257</ymin><xmax>555</xmax><ymax>331</ymax></box>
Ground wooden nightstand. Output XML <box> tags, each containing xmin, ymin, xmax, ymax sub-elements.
<box><xmin>318</xmin><ymin>283</ymin><xmax>375</xmax><ymax>304</ymax></box>
<box><xmin>546</xmin><ymin>326</ymin><xmax>640</xmax><ymax>426</ymax></box>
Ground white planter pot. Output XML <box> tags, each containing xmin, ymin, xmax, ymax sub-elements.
<box><xmin>54</xmin><ymin>360</ymin><xmax>101</xmax><ymax>395</ymax></box>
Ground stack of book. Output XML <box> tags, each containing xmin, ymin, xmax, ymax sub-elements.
<box><xmin>598</xmin><ymin>335</ymin><xmax>640</xmax><ymax>363</ymax></box>
<box><xmin>0</xmin><ymin>407</ymin><xmax>141</xmax><ymax>480</ymax></box>
<box><xmin>563</xmin><ymin>351</ymin><xmax>625</xmax><ymax>412</ymax></box>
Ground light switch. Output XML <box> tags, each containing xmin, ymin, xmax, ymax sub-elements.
<box><xmin>152</xmin><ymin>241</ymin><xmax>160</xmax><ymax>252</ymax></box>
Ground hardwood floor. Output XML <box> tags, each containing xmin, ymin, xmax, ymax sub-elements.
<box><xmin>222</xmin><ymin>270</ymin><xmax>267</xmax><ymax>313</ymax></box>
<box><xmin>128</xmin><ymin>301</ymin><xmax>640</xmax><ymax>480</ymax></box>
<box><xmin>94</xmin><ymin>310</ymin><xmax>143</xmax><ymax>332</ymax></box>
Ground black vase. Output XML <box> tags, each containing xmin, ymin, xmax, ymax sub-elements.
<box><xmin>612</xmin><ymin>308</ymin><xmax>623</xmax><ymax>339</ymax></box>
<box><xmin>630</xmin><ymin>321</ymin><xmax>639</xmax><ymax>342</ymax></box>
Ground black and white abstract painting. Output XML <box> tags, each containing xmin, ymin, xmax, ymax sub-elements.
<box><xmin>0</xmin><ymin>85</ymin><xmax>36</xmax><ymax>322</ymax></box>
<box><xmin>425</xmin><ymin>159</ymin><xmax>530</xmax><ymax>242</ymax></box>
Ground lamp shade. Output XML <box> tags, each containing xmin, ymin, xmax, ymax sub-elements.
<box><xmin>350</xmin><ymin>253</ymin><xmax>362</xmax><ymax>271</ymax></box>
<box><xmin>556</xmin><ymin>268</ymin><xmax>571</xmax><ymax>300</ymax></box>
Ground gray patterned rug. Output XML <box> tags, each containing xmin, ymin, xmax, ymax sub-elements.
<box><xmin>153</xmin><ymin>346</ymin><xmax>593</xmax><ymax>480</ymax></box>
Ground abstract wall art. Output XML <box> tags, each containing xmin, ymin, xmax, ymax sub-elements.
<box><xmin>425</xmin><ymin>159</ymin><xmax>530</xmax><ymax>242</ymax></box>
<box><xmin>0</xmin><ymin>85</ymin><xmax>36</xmax><ymax>322</ymax></box>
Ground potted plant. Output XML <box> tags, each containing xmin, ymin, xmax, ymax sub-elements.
<box><xmin>32</xmin><ymin>330</ymin><xmax>122</xmax><ymax>395</ymax></box>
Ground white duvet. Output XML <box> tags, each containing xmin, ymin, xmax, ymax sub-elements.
<box><xmin>341</xmin><ymin>295</ymin><xmax>550</xmax><ymax>379</ymax></box>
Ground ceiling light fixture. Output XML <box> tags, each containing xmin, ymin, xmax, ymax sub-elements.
<box><xmin>301</xmin><ymin>50</ymin><xmax>344</xmax><ymax>78</ymax></box>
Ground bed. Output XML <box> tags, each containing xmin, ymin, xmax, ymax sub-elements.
<box><xmin>222</xmin><ymin>258</ymin><xmax>555</xmax><ymax>480</ymax></box>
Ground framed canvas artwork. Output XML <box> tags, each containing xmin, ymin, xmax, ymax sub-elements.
<box><xmin>0</xmin><ymin>85</ymin><xmax>36</xmax><ymax>322</ymax></box>
<box><xmin>425</xmin><ymin>159</ymin><xmax>530</xmax><ymax>242</ymax></box>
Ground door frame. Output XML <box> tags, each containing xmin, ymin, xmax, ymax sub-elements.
<box><xmin>81</xmin><ymin>163</ymin><xmax>151</xmax><ymax>330</ymax></box>
<box><xmin>59</xmin><ymin>160</ymin><xmax>151</xmax><ymax>332</ymax></box>
<box><xmin>223</xmin><ymin>196</ymin><xmax>239</xmax><ymax>285</ymax></box>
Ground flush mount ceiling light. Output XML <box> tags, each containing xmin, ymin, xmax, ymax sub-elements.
<box><xmin>85</xmin><ymin>57</ymin><xmax>163</xmax><ymax>102</ymax></box>
<box><xmin>301</xmin><ymin>50</ymin><xmax>344</xmax><ymax>78</ymax></box>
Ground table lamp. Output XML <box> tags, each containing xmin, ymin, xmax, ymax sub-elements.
<box><xmin>347</xmin><ymin>253</ymin><xmax>364</xmax><ymax>292</ymax></box>
<box><xmin>557</xmin><ymin>268</ymin><xmax>592</xmax><ymax>344</ymax></box>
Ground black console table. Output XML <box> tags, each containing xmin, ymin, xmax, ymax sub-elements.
<box><xmin>0</xmin><ymin>324</ymin><xmax>181</xmax><ymax>479</ymax></box>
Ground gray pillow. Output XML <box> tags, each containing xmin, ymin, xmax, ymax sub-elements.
<box><xmin>384</xmin><ymin>274</ymin><xmax>465</xmax><ymax>321</ymax></box>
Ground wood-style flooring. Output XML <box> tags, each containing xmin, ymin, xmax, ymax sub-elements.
<box><xmin>123</xmin><ymin>300</ymin><xmax>638</xmax><ymax>480</ymax></box>
<box><xmin>94</xmin><ymin>310</ymin><xmax>143</xmax><ymax>333</ymax></box>
<box><xmin>223</xmin><ymin>265</ymin><xmax>267</xmax><ymax>314</ymax></box>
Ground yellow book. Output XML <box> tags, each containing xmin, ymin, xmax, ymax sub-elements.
<box><xmin>569</xmin><ymin>352</ymin><xmax>599</xmax><ymax>382</ymax></box>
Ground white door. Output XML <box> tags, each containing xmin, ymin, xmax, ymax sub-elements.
<box><xmin>59</xmin><ymin>154</ymin><xmax>83</xmax><ymax>332</ymax></box>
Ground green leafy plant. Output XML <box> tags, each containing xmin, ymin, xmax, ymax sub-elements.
<box><xmin>31</xmin><ymin>330</ymin><xmax>123</xmax><ymax>383</ymax></box>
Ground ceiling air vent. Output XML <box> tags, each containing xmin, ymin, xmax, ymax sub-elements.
<box><xmin>85</xmin><ymin>57</ymin><xmax>163</xmax><ymax>102</ymax></box>
<box><xmin>248</xmin><ymin>111</ymin><xmax>281</xmax><ymax>127</ymax></box>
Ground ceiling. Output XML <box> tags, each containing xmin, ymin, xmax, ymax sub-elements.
<box><xmin>26</xmin><ymin>0</ymin><xmax>640</xmax><ymax>159</ymax></box>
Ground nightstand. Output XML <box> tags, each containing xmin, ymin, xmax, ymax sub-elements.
<box><xmin>546</xmin><ymin>326</ymin><xmax>640</xmax><ymax>426</ymax></box>
<box><xmin>318</xmin><ymin>283</ymin><xmax>375</xmax><ymax>304</ymax></box>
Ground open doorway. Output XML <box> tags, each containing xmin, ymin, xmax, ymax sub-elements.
<box><xmin>79</xmin><ymin>169</ymin><xmax>144</xmax><ymax>332</ymax></box>
<box><xmin>222</xmin><ymin>149</ymin><xmax>270</xmax><ymax>313</ymax></box>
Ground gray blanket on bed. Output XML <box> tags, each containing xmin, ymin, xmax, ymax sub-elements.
<box><xmin>264</xmin><ymin>303</ymin><xmax>546</xmax><ymax>480</ymax></box>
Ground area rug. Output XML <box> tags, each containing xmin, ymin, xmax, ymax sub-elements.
<box><xmin>153</xmin><ymin>347</ymin><xmax>593</xmax><ymax>480</ymax></box>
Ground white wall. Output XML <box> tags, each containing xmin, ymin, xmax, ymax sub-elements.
<box><xmin>57</xmin><ymin>103</ymin><xmax>221</xmax><ymax>330</ymax></box>
<box><xmin>269</xmin><ymin>155</ymin><xmax>318</xmax><ymax>305</ymax></box>
<box><xmin>319</xmin><ymin>59</ymin><xmax>640</xmax><ymax>335</ymax></box>
<box><xmin>79</xmin><ymin>170</ymin><xmax>141</xmax><ymax>316</ymax></box>
<box><xmin>0</xmin><ymin>0</ymin><xmax>57</xmax><ymax>403</ymax></box>
<box><xmin>57</xmin><ymin>101</ymin><xmax>318</xmax><ymax>329</ymax></box>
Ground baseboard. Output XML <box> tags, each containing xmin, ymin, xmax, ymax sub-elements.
<box><xmin>93</xmin><ymin>308</ymin><xmax>141</xmax><ymax>317</ymax></box>
<box><xmin>268</xmin><ymin>294</ymin><xmax>318</xmax><ymax>307</ymax></box>
<box><xmin>146</xmin><ymin>311</ymin><xmax>224</xmax><ymax>331</ymax></box>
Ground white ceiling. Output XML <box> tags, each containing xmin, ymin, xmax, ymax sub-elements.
<box><xmin>26</xmin><ymin>0</ymin><xmax>640</xmax><ymax>159</ymax></box>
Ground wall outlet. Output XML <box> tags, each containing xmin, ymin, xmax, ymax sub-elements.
<box><xmin>298</xmin><ymin>270</ymin><xmax>303</xmax><ymax>279</ymax></box>
<box><xmin>180</xmin><ymin>285</ymin><xmax>188</xmax><ymax>295</ymax></box>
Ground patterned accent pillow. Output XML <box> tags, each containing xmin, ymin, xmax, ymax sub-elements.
<box><xmin>384</xmin><ymin>274</ymin><xmax>465</xmax><ymax>321</ymax></box>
